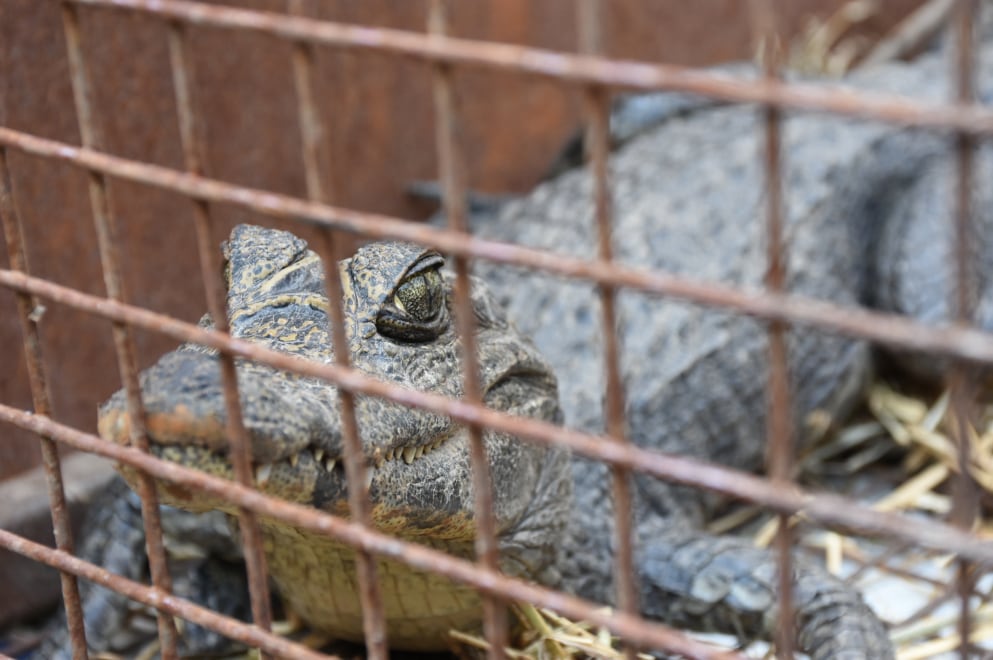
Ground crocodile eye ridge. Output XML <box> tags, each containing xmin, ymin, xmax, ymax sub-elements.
<box><xmin>376</xmin><ymin>257</ymin><xmax>449</xmax><ymax>342</ymax></box>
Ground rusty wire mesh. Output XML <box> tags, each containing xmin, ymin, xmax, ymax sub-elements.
<box><xmin>2</xmin><ymin>0</ymin><xmax>993</xmax><ymax>659</ymax></box>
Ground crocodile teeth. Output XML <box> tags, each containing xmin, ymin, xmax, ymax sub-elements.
<box><xmin>324</xmin><ymin>457</ymin><xmax>337</xmax><ymax>472</ymax></box>
<box><xmin>365</xmin><ymin>469</ymin><xmax>374</xmax><ymax>489</ymax></box>
<box><xmin>255</xmin><ymin>463</ymin><xmax>273</xmax><ymax>486</ymax></box>
<box><xmin>386</xmin><ymin>448</ymin><xmax>395</xmax><ymax>461</ymax></box>
<box><xmin>289</xmin><ymin>454</ymin><xmax>299</xmax><ymax>468</ymax></box>
<box><xmin>414</xmin><ymin>446</ymin><xmax>425</xmax><ymax>459</ymax></box>
<box><xmin>402</xmin><ymin>446</ymin><xmax>417</xmax><ymax>464</ymax></box>
<box><xmin>314</xmin><ymin>449</ymin><xmax>325</xmax><ymax>462</ymax></box>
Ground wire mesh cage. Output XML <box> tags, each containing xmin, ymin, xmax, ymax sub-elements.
<box><xmin>2</xmin><ymin>1</ymin><xmax>993</xmax><ymax>659</ymax></box>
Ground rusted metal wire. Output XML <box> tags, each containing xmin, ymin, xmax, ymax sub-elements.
<box><xmin>948</xmin><ymin>1</ymin><xmax>981</xmax><ymax>656</ymax></box>
<box><xmin>8</xmin><ymin>125</ymin><xmax>993</xmax><ymax>366</ymax></box>
<box><xmin>0</xmin><ymin>526</ymin><xmax>335</xmax><ymax>660</ymax></box>
<box><xmin>748</xmin><ymin>1</ymin><xmax>795</xmax><ymax>656</ymax></box>
<box><xmin>289</xmin><ymin>0</ymin><xmax>330</xmax><ymax>204</ymax></box>
<box><xmin>67</xmin><ymin>0</ymin><xmax>993</xmax><ymax>134</ymax></box>
<box><xmin>428</xmin><ymin>2</ymin><xmax>508</xmax><ymax>657</ymax></box>
<box><xmin>0</xmin><ymin>402</ymin><xmax>744</xmax><ymax>660</ymax></box>
<box><xmin>318</xmin><ymin>220</ymin><xmax>393</xmax><ymax>659</ymax></box>
<box><xmin>575</xmin><ymin>4</ymin><xmax>638</xmax><ymax>660</ymax></box>
<box><xmin>60</xmin><ymin>3</ymin><xmax>181</xmax><ymax>656</ymax></box>
<box><xmin>0</xmin><ymin>147</ymin><xmax>89</xmax><ymax>660</ymax></box>
<box><xmin>164</xmin><ymin>17</ymin><xmax>275</xmax><ymax>654</ymax></box>
<box><xmin>3</xmin><ymin>266</ymin><xmax>993</xmax><ymax>567</ymax></box>
<box><xmin>286</xmin><ymin>1</ymin><xmax>390</xmax><ymax>654</ymax></box>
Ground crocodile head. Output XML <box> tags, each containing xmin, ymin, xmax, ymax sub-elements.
<box><xmin>98</xmin><ymin>224</ymin><xmax>571</xmax><ymax>648</ymax></box>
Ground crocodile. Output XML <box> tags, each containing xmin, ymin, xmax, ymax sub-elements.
<box><xmin>47</xmin><ymin>36</ymin><xmax>993</xmax><ymax>660</ymax></box>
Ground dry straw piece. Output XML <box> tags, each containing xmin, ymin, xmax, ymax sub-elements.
<box><xmin>716</xmin><ymin>383</ymin><xmax>993</xmax><ymax>659</ymax></box>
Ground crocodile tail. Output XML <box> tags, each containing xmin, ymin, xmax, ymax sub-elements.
<box><xmin>637</xmin><ymin>528</ymin><xmax>893</xmax><ymax>659</ymax></box>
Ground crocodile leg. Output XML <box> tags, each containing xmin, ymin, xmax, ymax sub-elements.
<box><xmin>638</xmin><ymin>528</ymin><xmax>892</xmax><ymax>659</ymax></box>
<box><xmin>37</xmin><ymin>479</ymin><xmax>253</xmax><ymax>659</ymax></box>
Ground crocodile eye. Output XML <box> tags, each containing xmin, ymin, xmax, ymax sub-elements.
<box><xmin>377</xmin><ymin>264</ymin><xmax>448</xmax><ymax>342</ymax></box>
<box><xmin>395</xmin><ymin>268</ymin><xmax>443</xmax><ymax>322</ymax></box>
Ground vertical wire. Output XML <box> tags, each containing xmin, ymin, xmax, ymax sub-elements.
<box><xmin>949</xmin><ymin>1</ymin><xmax>980</xmax><ymax>656</ymax></box>
<box><xmin>428</xmin><ymin>2</ymin><xmax>507</xmax><ymax>657</ymax></box>
<box><xmin>288</xmin><ymin>1</ymin><xmax>329</xmax><ymax>204</ymax></box>
<box><xmin>575</xmin><ymin>4</ymin><xmax>638</xmax><ymax>660</ymax></box>
<box><xmin>0</xmin><ymin>147</ymin><xmax>89</xmax><ymax>660</ymax></box>
<box><xmin>286</xmin><ymin>2</ymin><xmax>389</xmax><ymax>657</ymax></box>
<box><xmin>747</xmin><ymin>2</ymin><xmax>795</xmax><ymax>657</ymax></box>
<box><xmin>59</xmin><ymin>4</ymin><xmax>180</xmax><ymax>657</ymax></box>
<box><xmin>164</xmin><ymin>20</ymin><xmax>274</xmax><ymax>658</ymax></box>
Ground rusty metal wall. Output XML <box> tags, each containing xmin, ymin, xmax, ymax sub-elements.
<box><xmin>0</xmin><ymin>0</ymin><xmax>924</xmax><ymax>481</ymax></box>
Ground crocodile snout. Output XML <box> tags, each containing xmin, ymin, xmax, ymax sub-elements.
<box><xmin>98</xmin><ymin>348</ymin><xmax>341</xmax><ymax>465</ymax></box>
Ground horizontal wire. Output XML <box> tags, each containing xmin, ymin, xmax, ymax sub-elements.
<box><xmin>1</xmin><ymin>267</ymin><xmax>992</xmax><ymax>565</ymax></box>
<box><xmin>3</xmin><ymin>127</ymin><xmax>993</xmax><ymax>366</ymax></box>
<box><xmin>0</xmin><ymin>527</ymin><xmax>333</xmax><ymax>660</ymax></box>
<box><xmin>67</xmin><ymin>0</ymin><xmax>993</xmax><ymax>135</ymax></box>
